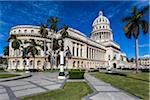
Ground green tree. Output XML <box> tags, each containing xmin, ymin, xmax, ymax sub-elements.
<box><xmin>122</xmin><ymin>6</ymin><xmax>149</xmax><ymax>73</ymax></box>
<box><xmin>10</xmin><ymin>35</ymin><xmax>22</xmax><ymax>70</ymax></box>
<box><xmin>25</xmin><ymin>39</ymin><xmax>42</xmax><ymax>69</ymax></box>
<box><xmin>39</xmin><ymin>24</ymin><xmax>48</xmax><ymax>70</ymax></box>
<box><xmin>3</xmin><ymin>46</ymin><xmax>9</xmax><ymax>68</ymax></box>
<box><xmin>47</xmin><ymin>16</ymin><xmax>60</xmax><ymax>69</ymax></box>
<box><xmin>4</xmin><ymin>46</ymin><xmax>9</xmax><ymax>56</ymax></box>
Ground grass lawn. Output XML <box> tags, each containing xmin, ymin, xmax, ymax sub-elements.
<box><xmin>0</xmin><ymin>69</ymin><xmax>6</xmax><ymax>72</ymax></box>
<box><xmin>91</xmin><ymin>72</ymin><xmax>149</xmax><ymax>100</ymax></box>
<box><xmin>0</xmin><ymin>74</ymin><xmax>20</xmax><ymax>78</ymax></box>
<box><xmin>21</xmin><ymin>82</ymin><xmax>93</xmax><ymax>100</ymax></box>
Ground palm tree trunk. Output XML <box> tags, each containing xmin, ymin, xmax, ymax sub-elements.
<box><xmin>51</xmin><ymin>33</ymin><xmax>54</xmax><ymax>70</ymax></box>
<box><xmin>135</xmin><ymin>38</ymin><xmax>139</xmax><ymax>73</ymax></box>
<box><xmin>44</xmin><ymin>39</ymin><xmax>46</xmax><ymax>71</ymax></box>
<box><xmin>15</xmin><ymin>50</ymin><xmax>18</xmax><ymax>70</ymax></box>
<box><xmin>33</xmin><ymin>57</ymin><xmax>35</xmax><ymax>69</ymax></box>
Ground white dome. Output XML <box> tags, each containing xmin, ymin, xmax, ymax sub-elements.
<box><xmin>92</xmin><ymin>11</ymin><xmax>110</xmax><ymax>27</ymax></box>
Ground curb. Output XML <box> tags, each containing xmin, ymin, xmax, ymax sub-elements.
<box><xmin>0</xmin><ymin>74</ymin><xmax>32</xmax><ymax>82</ymax></box>
<box><xmin>82</xmin><ymin>74</ymin><xmax>99</xmax><ymax>100</ymax></box>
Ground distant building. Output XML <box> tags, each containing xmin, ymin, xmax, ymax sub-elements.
<box><xmin>139</xmin><ymin>57</ymin><xmax>150</xmax><ymax>67</ymax></box>
<box><xmin>7</xmin><ymin>11</ymin><xmax>128</xmax><ymax>70</ymax></box>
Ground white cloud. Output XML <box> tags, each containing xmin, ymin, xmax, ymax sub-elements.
<box><xmin>133</xmin><ymin>43</ymin><xmax>149</xmax><ymax>48</ymax></box>
<box><xmin>139</xmin><ymin>44</ymin><xmax>149</xmax><ymax>48</ymax></box>
<box><xmin>140</xmin><ymin>54</ymin><xmax>150</xmax><ymax>58</ymax></box>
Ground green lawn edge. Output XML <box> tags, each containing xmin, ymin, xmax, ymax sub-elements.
<box><xmin>90</xmin><ymin>72</ymin><xmax>149</xmax><ymax>100</ymax></box>
<box><xmin>21</xmin><ymin>82</ymin><xmax>93</xmax><ymax>100</ymax></box>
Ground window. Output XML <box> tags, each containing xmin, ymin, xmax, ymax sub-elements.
<box><xmin>37</xmin><ymin>50</ymin><xmax>41</xmax><ymax>56</ymax></box>
<box><xmin>87</xmin><ymin>47</ymin><xmax>88</xmax><ymax>58</ymax></box>
<box><xmin>108</xmin><ymin>55</ymin><xmax>111</xmax><ymax>60</ymax></box>
<box><xmin>80</xmin><ymin>47</ymin><xmax>82</xmax><ymax>57</ymax></box>
<box><xmin>14</xmin><ymin>31</ymin><xmax>16</xmax><ymax>33</ymax></box>
<box><xmin>77</xmin><ymin>61</ymin><xmax>80</xmax><ymax>67</ymax></box>
<box><xmin>18</xmin><ymin>30</ymin><xmax>21</xmax><ymax>33</ymax></box>
<box><xmin>31</xmin><ymin>30</ymin><xmax>34</xmax><ymax>33</ymax></box>
<box><xmin>72</xmin><ymin>46</ymin><xmax>74</xmax><ymax>56</ymax></box>
<box><xmin>81</xmin><ymin>61</ymin><xmax>83</xmax><ymax>67</ymax></box>
<box><xmin>17</xmin><ymin>60</ymin><xmax>20</xmax><ymax>65</ymax></box>
<box><xmin>99</xmin><ymin>26</ymin><xmax>101</xmax><ymax>29</ymax></box>
<box><xmin>37</xmin><ymin>60</ymin><xmax>41</xmax><ymax>66</ymax></box>
<box><xmin>23</xmin><ymin>60</ymin><xmax>27</xmax><ymax>66</ymax></box>
<box><xmin>113</xmin><ymin>54</ymin><xmax>116</xmax><ymax>60</ymax></box>
<box><xmin>77</xmin><ymin>48</ymin><xmax>78</xmax><ymax>56</ymax></box>
<box><xmin>73</xmin><ymin>61</ymin><xmax>76</xmax><ymax>67</ymax></box>
<box><xmin>24</xmin><ymin>30</ymin><xmax>27</xmax><ymax>33</ymax></box>
<box><xmin>30</xmin><ymin>60</ymin><xmax>33</xmax><ymax>65</ymax></box>
<box><xmin>13</xmin><ymin>61</ymin><xmax>15</xmax><ymax>66</ymax></box>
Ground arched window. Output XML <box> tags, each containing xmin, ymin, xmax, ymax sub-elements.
<box><xmin>77</xmin><ymin>61</ymin><xmax>80</xmax><ymax>67</ymax></box>
<box><xmin>30</xmin><ymin>60</ymin><xmax>33</xmax><ymax>65</ymax></box>
<box><xmin>23</xmin><ymin>60</ymin><xmax>27</xmax><ymax>66</ymax></box>
<box><xmin>18</xmin><ymin>30</ymin><xmax>21</xmax><ymax>33</ymax></box>
<box><xmin>31</xmin><ymin>30</ymin><xmax>34</xmax><ymax>33</ymax></box>
<box><xmin>81</xmin><ymin>61</ymin><xmax>83</xmax><ymax>67</ymax></box>
<box><xmin>37</xmin><ymin>50</ymin><xmax>41</xmax><ymax>56</ymax></box>
<box><xmin>13</xmin><ymin>61</ymin><xmax>15</xmax><ymax>66</ymax></box>
<box><xmin>37</xmin><ymin>60</ymin><xmax>41</xmax><ymax>66</ymax></box>
<box><xmin>113</xmin><ymin>54</ymin><xmax>116</xmax><ymax>60</ymax></box>
<box><xmin>73</xmin><ymin>61</ymin><xmax>76</xmax><ymax>67</ymax></box>
<box><xmin>17</xmin><ymin>60</ymin><xmax>20</xmax><ymax>65</ymax></box>
<box><xmin>24</xmin><ymin>30</ymin><xmax>27</xmax><ymax>33</ymax></box>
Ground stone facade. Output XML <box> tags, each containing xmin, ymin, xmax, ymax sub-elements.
<box><xmin>7</xmin><ymin>11</ymin><xmax>128</xmax><ymax>70</ymax></box>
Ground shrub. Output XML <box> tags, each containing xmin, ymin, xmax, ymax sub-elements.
<box><xmin>68</xmin><ymin>71</ymin><xmax>85</xmax><ymax>79</ymax></box>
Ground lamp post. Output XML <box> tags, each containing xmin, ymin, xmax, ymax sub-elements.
<box><xmin>58</xmin><ymin>39</ymin><xmax>65</xmax><ymax>79</ymax></box>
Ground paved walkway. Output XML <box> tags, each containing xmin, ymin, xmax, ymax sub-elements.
<box><xmin>0</xmin><ymin>72</ymin><xmax>66</xmax><ymax>100</ymax></box>
<box><xmin>84</xmin><ymin>74</ymin><xmax>139</xmax><ymax>100</ymax></box>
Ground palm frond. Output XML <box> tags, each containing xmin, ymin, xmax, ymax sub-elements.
<box><xmin>132</xmin><ymin>6</ymin><xmax>138</xmax><ymax>15</ymax></box>
<box><xmin>122</xmin><ymin>16</ymin><xmax>133</xmax><ymax>22</ymax></box>
<box><xmin>139</xmin><ymin>20</ymin><xmax>149</xmax><ymax>34</ymax></box>
<box><xmin>139</xmin><ymin>5</ymin><xmax>149</xmax><ymax>15</ymax></box>
<box><xmin>125</xmin><ymin>31</ymin><xmax>132</xmax><ymax>39</ymax></box>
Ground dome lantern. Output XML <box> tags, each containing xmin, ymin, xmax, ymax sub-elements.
<box><xmin>99</xmin><ymin>11</ymin><xmax>103</xmax><ymax>16</ymax></box>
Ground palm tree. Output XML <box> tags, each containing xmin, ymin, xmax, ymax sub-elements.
<box><xmin>39</xmin><ymin>24</ymin><xmax>48</xmax><ymax>70</ymax></box>
<box><xmin>4</xmin><ymin>46</ymin><xmax>9</xmax><ymax>56</ymax></box>
<box><xmin>47</xmin><ymin>16</ymin><xmax>60</xmax><ymax>69</ymax></box>
<box><xmin>58</xmin><ymin>25</ymin><xmax>69</xmax><ymax>77</ymax></box>
<box><xmin>10</xmin><ymin>35</ymin><xmax>22</xmax><ymax>70</ymax></box>
<box><xmin>3</xmin><ymin>46</ymin><xmax>9</xmax><ymax>68</ymax></box>
<box><xmin>122</xmin><ymin>6</ymin><xmax>149</xmax><ymax>73</ymax></box>
<box><xmin>25</xmin><ymin>39</ymin><xmax>42</xmax><ymax>69</ymax></box>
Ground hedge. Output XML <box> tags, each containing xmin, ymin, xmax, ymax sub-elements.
<box><xmin>68</xmin><ymin>71</ymin><xmax>85</xmax><ymax>79</ymax></box>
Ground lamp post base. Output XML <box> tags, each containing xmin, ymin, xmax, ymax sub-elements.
<box><xmin>58</xmin><ymin>75</ymin><xmax>65</xmax><ymax>79</ymax></box>
<box><xmin>58</xmin><ymin>72</ymin><xmax>65</xmax><ymax>79</ymax></box>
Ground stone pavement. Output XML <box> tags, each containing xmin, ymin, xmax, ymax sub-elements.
<box><xmin>0</xmin><ymin>72</ymin><xmax>66</xmax><ymax>100</ymax></box>
<box><xmin>84</xmin><ymin>73</ymin><xmax>139</xmax><ymax>100</ymax></box>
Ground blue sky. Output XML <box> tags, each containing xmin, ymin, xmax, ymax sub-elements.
<box><xmin>0</xmin><ymin>0</ymin><xmax>149</xmax><ymax>58</ymax></box>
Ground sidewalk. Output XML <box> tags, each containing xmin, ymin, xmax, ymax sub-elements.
<box><xmin>84</xmin><ymin>73</ymin><xmax>139</xmax><ymax>100</ymax></box>
<box><xmin>0</xmin><ymin>73</ymin><xmax>66</xmax><ymax>100</ymax></box>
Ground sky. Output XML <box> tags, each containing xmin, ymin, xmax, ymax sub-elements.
<box><xmin>0</xmin><ymin>0</ymin><xmax>149</xmax><ymax>58</ymax></box>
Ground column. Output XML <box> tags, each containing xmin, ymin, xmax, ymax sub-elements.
<box><xmin>74</xmin><ymin>43</ymin><xmax>77</xmax><ymax>57</ymax></box>
<box><xmin>80</xmin><ymin>45</ymin><xmax>82</xmax><ymax>57</ymax></box>
<box><xmin>78</xmin><ymin>44</ymin><xmax>81</xmax><ymax>57</ymax></box>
